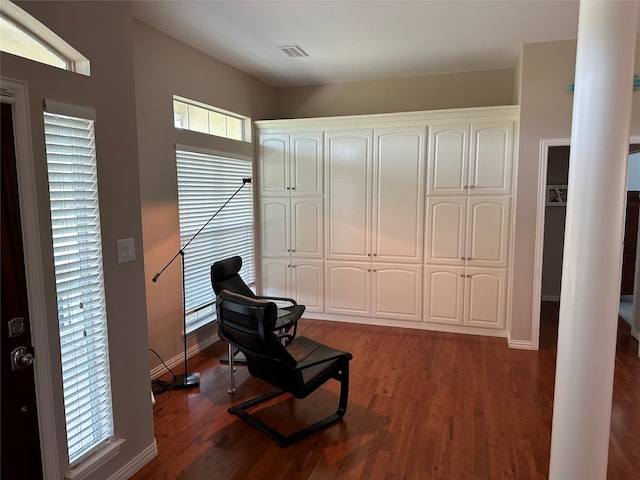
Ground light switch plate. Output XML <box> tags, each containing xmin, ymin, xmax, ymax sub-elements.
<box><xmin>117</xmin><ymin>238</ymin><xmax>136</xmax><ymax>264</ymax></box>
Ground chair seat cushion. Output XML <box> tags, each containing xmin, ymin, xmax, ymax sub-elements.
<box><xmin>285</xmin><ymin>336</ymin><xmax>352</xmax><ymax>397</ymax></box>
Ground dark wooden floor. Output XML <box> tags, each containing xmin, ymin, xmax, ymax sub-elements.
<box><xmin>132</xmin><ymin>302</ymin><xmax>640</xmax><ymax>479</ymax></box>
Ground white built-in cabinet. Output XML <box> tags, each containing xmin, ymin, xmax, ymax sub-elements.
<box><xmin>428</xmin><ymin>122</ymin><xmax>513</xmax><ymax>196</ymax></box>
<box><xmin>256</xmin><ymin>107</ymin><xmax>517</xmax><ymax>338</ymax></box>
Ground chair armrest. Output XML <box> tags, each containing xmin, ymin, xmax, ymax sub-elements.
<box><xmin>254</xmin><ymin>295</ymin><xmax>298</xmax><ymax>306</ymax></box>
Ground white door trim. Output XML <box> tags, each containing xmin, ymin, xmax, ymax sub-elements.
<box><xmin>533</xmin><ymin>136</ymin><xmax>640</xmax><ymax>350</ymax></box>
<box><xmin>1</xmin><ymin>77</ymin><xmax>61</xmax><ymax>477</ymax></box>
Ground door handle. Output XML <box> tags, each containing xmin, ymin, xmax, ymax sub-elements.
<box><xmin>11</xmin><ymin>346</ymin><xmax>34</xmax><ymax>371</ymax></box>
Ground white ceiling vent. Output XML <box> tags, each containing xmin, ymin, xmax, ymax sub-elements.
<box><xmin>277</xmin><ymin>44</ymin><xmax>309</xmax><ymax>58</ymax></box>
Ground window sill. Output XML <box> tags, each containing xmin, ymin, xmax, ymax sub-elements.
<box><xmin>65</xmin><ymin>438</ymin><xmax>125</xmax><ymax>480</ymax></box>
<box><xmin>185</xmin><ymin>312</ymin><xmax>216</xmax><ymax>339</ymax></box>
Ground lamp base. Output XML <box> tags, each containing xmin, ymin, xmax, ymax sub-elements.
<box><xmin>171</xmin><ymin>372</ymin><xmax>200</xmax><ymax>390</ymax></box>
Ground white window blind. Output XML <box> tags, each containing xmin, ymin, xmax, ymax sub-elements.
<box><xmin>176</xmin><ymin>149</ymin><xmax>254</xmax><ymax>330</ymax></box>
<box><xmin>44</xmin><ymin>111</ymin><xmax>114</xmax><ymax>466</ymax></box>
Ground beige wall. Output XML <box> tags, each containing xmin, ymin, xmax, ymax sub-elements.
<box><xmin>132</xmin><ymin>20</ymin><xmax>277</xmax><ymax>371</ymax></box>
<box><xmin>4</xmin><ymin>2</ymin><xmax>153</xmax><ymax>478</ymax></box>
<box><xmin>275</xmin><ymin>68</ymin><xmax>515</xmax><ymax>118</ymax></box>
<box><xmin>512</xmin><ymin>37</ymin><xmax>640</xmax><ymax>343</ymax></box>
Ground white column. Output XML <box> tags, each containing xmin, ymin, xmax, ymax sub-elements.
<box><xmin>549</xmin><ymin>1</ymin><xmax>638</xmax><ymax>479</ymax></box>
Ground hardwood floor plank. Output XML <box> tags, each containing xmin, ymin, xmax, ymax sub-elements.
<box><xmin>132</xmin><ymin>305</ymin><xmax>639</xmax><ymax>479</ymax></box>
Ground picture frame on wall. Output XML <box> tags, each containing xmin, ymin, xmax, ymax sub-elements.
<box><xmin>546</xmin><ymin>184</ymin><xmax>568</xmax><ymax>206</ymax></box>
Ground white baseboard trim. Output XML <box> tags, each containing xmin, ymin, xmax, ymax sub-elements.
<box><xmin>107</xmin><ymin>440</ymin><xmax>158</xmax><ymax>480</ymax></box>
<box><xmin>508</xmin><ymin>338</ymin><xmax>535</xmax><ymax>350</ymax></box>
<box><xmin>150</xmin><ymin>327</ymin><xmax>220</xmax><ymax>380</ymax></box>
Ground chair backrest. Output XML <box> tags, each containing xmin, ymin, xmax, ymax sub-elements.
<box><xmin>216</xmin><ymin>289</ymin><xmax>302</xmax><ymax>389</ymax></box>
<box><xmin>211</xmin><ymin>256</ymin><xmax>256</xmax><ymax>298</ymax></box>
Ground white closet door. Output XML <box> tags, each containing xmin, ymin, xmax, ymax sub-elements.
<box><xmin>466</xmin><ymin>197</ymin><xmax>510</xmax><ymax>267</ymax></box>
<box><xmin>260</xmin><ymin>197</ymin><xmax>290</xmax><ymax>257</ymax></box>
<box><xmin>425</xmin><ymin>197</ymin><xmax>466</xmax><ymax>265</ymax></box>
<box><xmin>325</xmin><ymin>261</ymin><xmax>371</xmax><ymax>315</ymax></box>
<box><xmin>325</xmin><ymin>130</ymin><xmax>372</xmax><ymax>260</ymax></box>
<box><xmin>291</xmin><ymin>132</ymin><xmax>323</xmax><ymax>196</ymax></box>
<box><xmin>291</xmin><ymin>259</ymin><xmax>324</xmax><ymax>313</ymax></box>
<box><xmin>373</xmin><ymin>128</ymin><xmax>426</xmax><ymax>262</ymax></box>
<box><xmin>372</xmin><ymin>263</ymin><xmax>423</xmax><ymax>321</ymax></box>
<box><xmin>260</xmin><ymin>258</ymin><xmax>291</xmax><ymax>298</ymax></box>
<box><xmin>423</xmin><ymin>265</ymin><xmax>465</xmax><ymax>325</ymax></box>
<box><xmin>464</xmin><ymin>267</ymin><xmax>506</xmax><ymax>329</ymax></box>
<box><xmin>291</xmin><ymin>197</ymin><xmax>323</xmax><ymax>258</ymax></box>
<box><xmin>258</xmin><ymin>134</ymin><xmax>289</xmax><ymax>195</ymax></box>
<box><xmin>469</xmin><ymin>122</ymin><xmax>513</xmax><ymax>195</ymax></box>
<box><xmin>427</xmin><ymin>124</ymin><xmax>469</xmax><ymax>195</ymax></box>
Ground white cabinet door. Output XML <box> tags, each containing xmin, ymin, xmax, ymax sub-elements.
<box><xmin>427</xmin><ymin>124</ymin><xmax>469</xmax><ymax>195</ymax></box>
<box><xmin>261</xmin><ymin>257</ymin><xmax>291</xmax><ymax>298</ymax></box>
<box><xmin>325</xmin><ymin>130</ymin><xmax>373</xmax><ymax>260</ymax></box>
<box><xmin>325</xmin><ymin>261</ymin><xmax>371</xmax><ymax>315</ymax></box>
<box><xmin>423</xmin><ymin>265</ymin><xmax>465</xmax><ymax>325</ymax></box>
<box><xmin>291</xmin><ymin>259</ymin><xmax>324</xmax><ymax>313</ymax></box>
<box><xmin>425</xmin><ymin>197</ymin><xmax>466</xmax><ymax>265</ymax></box>
<box><xmin>469</xmin><ymin>122</ymin><xmax>513</xmax><ymax>195</ymax></box>
<box><xmin>373</xmin><ymin>128</ymin><xmax>426</xmax><ymax>262</ymax></box>
<box><xmin>260</xmin><ymin>197</ymin><xmax>290</xmax><ymax>257</ymax></box>
<box><xmin>291</xmin><ymin>197</ymin><xmax>323</xmax><ymax>258</ymax></box>
<box><xmin>372</xmin><ymin>263</ymin><xmax>423</xmax><ymax>321</ymax></box>
<box><xmin>428</xmin><ymin>121</ymin><xmax>513</xmax><ymax>196</ymax></box>
<box><xmin>466</xmin><ymin>197</ymin><xmax>510</xmax><ymax>267</ymax></box>
<box><xmin>261</xmin><ymin>258</ymin><xmax>324</xmax><ymax>313</ymax></box>
<box><xmin>258</xmin><ymin>134</ymin><xmax>289</xmax><ymax>196</ymax></box>
<box><xmin>291</xmin><ymin>132</ymin><xmax>323</xmax><ymax>196</ymax></box>
<box><xmin>464</xmin><ymin>267</ymin><xmax>507</xmax><ymax>329</ymax></box>
<box><xmin>426</xmin><ymin>197</ymin><xmax>510</xmax><ymax>268</ymax></box>
<box><xmin>259</xmin><ymin>132</ymin><xmax>323</xmax><ymax>196</ymax></box>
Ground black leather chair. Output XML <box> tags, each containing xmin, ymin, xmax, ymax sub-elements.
<box><xmin>211</xmin><ymin>255</ymin><xmax>305</xmax><ymax>392</ymax></box>
<box><xmin>216</xmin><ymin>289</ymin><xmax>352</xmax><ymax>447</ymax></box>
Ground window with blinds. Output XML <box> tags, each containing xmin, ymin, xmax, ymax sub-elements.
<box><xmin>44</xmin><ymin>111</ymin><xmax>114</xmax><ymax>465</ymax></box>
<box><xmin>176</xmin><ymin>149</ymin><xmax>255</xmax><ymax>331</ymax></box>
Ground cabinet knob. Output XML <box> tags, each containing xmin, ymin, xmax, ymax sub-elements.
<box><xmin>467</xmin><ymin>257</ymin><xmax>472</xmax><ymax>261</ymax></box>
<box><xmin>292</xmin><ymin>249</ymin><xmax>296</xmax><ymax>253</ymax></box>
<box><xmin>286</xmin><ymin>186</ymin><xmax>291</xmax><ymax>190</ymax></box>
<box><xmin>367</xmin><ymin>253</ymin><xmax>372</xmax><ymax>257</ymax></box>
<box><xmin>463</xmin><ymin>185</ymin><xmax>468</xmax><ymax>189</ymax></box>
<box><xmin>291</xmin><ymin>187</ymin><xmax>296</xmax><ymax>190</ymax></box>
<box><xmin>367</xmin><ymin>269</ymin><xmax>371</xmax><ymax>272</ymax></box>
<box><xmin>287</xmin><ymin>249</ymin><xmax>291</xmax><ymax>252</ymax></box>
<box><xmin>460</xmin><ymin>257</ymin><xmax>465</xmax><ymax>261</ymax></box>
<box><xmin>373</xmin><ymin>253</ymin><xmax>377</xmax><ymax>257</ymax></box>
<box><xmin>469</xmin><ymin>185</ymin><xmax>475</xmax><ymax>189</ymax></box>
<box><xmin>466</xmin><ymin>274</ymin><xmax>472</xmax><ymax>278</ymax></box>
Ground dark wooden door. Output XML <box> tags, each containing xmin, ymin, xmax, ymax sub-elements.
<box><xmin>1</xmin><ymin>102</ymin><xmax>43</xmax><ymax>479</ymax></box>
<box><xmin>621</xmin><ymin>191</ymin><xmax>640</xmax><ymax>295</ymax></box>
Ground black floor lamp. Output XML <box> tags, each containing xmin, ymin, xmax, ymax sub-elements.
<box><xmin>151</xmin><ymin>177</ymin><xmax>252</xmax><ymax>390</ymax></box>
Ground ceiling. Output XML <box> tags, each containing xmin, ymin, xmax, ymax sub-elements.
<box><xmin>131</xmin><ymin>1</ymin><xmax>588</xmax><ymax>88</ymax></box>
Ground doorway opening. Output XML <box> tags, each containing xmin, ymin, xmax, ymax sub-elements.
<box><xmin>537</xmin><ymin>142</ymin><xmax>640</xmax><ymax>348</ymax></box>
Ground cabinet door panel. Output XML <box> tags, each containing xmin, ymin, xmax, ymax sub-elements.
<box><xmin>464</xmin><ymin>267</ymin><xmax>506</xmax><ymax>329</ymax></box>
<box><xmin>291</xmin><ymin>132</ymin><xmax>323</xmax><ymax>196</ymax></box>
<box><xmin>425</xmin><ymin>197</ymin><xmax>466</xmax><ymax>265</ymax></box>
<box><xmin>469</xmin><ymin>122</ymin><xmax>513</xmax><ymax>195</ymax></box>
<box><xmin>424</xmin><ymin>266</ymin><xmax>465</xmax><ymax>325</ymax></box>
<box><xmin>291</xmin><ymin>198</ymin><xmax>323</xmax><ymax>258</ymax></box>
<box><xmin>428</xmin><ymin>124</ymin><xmax>469</xmax><ymax>195</ymax></box>
<box><xmin>372</xmin><ymin>264</ymin><xmax>422</xmax><ymax>321</ymax></box>
<box><xmin>260</xmin><ymin>198</ymin><xmax>290</xmax><ymax>257</ymax></box>
<box><xmin>261</xmin><ymin>258</ymin><xmax>291</xmax><ymax>298</ymax></box>
<box><xmin>325</xmin><ymin>261</ymin><xmax>371</xmax><ymax>315</ymax></box>
<box><xmin>259</xmin><ymin>134</ymin><xmax>289</xmax><ymax>195</ymax></box>
<box><xmin>291</xmin><ymin>260</ymin><xmax>324</xmax><ymax>313</ymax></box>
<box><xmin>374</xmin><ymin>128</ymin><xmax>426</xmax><ymax>262</ymax></box>
<box><xmin>467</xmin><ymin>197</ymin><xmax>510</xmax><ymax>267</ymax></box>
<box><xmin>325</xmin><ymin>131</ymin><xmax>372</xmax><ymax>259</ymax></box>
